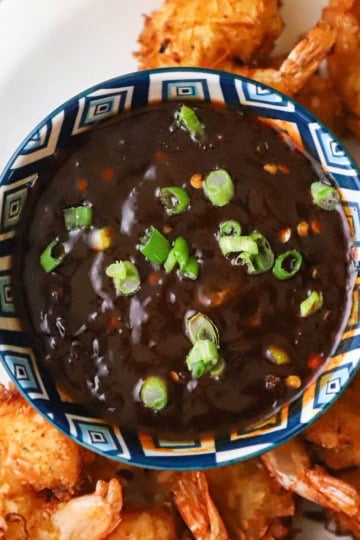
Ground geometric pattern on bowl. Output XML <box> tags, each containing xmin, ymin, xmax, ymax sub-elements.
<box><xmin>0</xmin><ymin>68</ymin><xmax>359</xmax><ymax>469</ymax></box>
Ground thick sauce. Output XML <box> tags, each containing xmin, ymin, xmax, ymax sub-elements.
<box><xmin>14</xmin><ymin>102</ymin><xmax>353</xmax><ymax>437</ymax></box>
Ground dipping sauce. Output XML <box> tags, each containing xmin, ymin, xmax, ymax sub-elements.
<box><xmin>14</xmin><ymin>102</ymin><xmax>353</xmax><ymax>438</ymax></box>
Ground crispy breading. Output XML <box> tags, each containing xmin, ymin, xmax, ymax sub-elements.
<box><xmin>107</xmin><ymin>509</ymin><xmax>177</xmax><ymax>539</ymax></box>
<box><xmin>135</xmin><ymin>0</ymin><xmax>284</xmax><ymax>69</ymax></box>
<box><xmin>295</xmin><ymin>74</ymin><xmax>346</xmax><ymax>136</ymax></box>
<box><xmin>206</xmin><ymin>460</ymin><xmax>294</xmax><ymax>539</ymax></box>
<box><xmin>0</xmin><ymin>384</ymin><xmax>82</xmax><ymax>494</ymax></box>
<box><xmin>322</xmin><ymin>0</ymin><xmax>360</xmax><ymax>137</ymax></box>
<box><xmin>2</xmin><ymin>479</ymin><xmax>123</xmax><ymax>540</ymax></box>
<box><xmin>206</xmin><ymin>21</ymin><xmax>336</xmax><ymax>96</ymax></box>
<box><xmin>304</xmin><ymin>373</ymin><xmax>360</xmax><ymax>470</ymax></box>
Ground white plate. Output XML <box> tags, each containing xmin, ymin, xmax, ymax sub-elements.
<box><xmin>0</xmin><ymin>1</ymin><xmax>356</xmax><ymax>537</ymax></box>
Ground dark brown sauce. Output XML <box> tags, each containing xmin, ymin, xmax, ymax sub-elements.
<box><xmin>14</xmin><ymin>102</ymin><xmax>353</xmax><ymax>438</ymax></box>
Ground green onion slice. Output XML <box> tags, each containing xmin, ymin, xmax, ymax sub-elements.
<box><xmin>219</xmin><ymin>235</ymin><xmax>258</xmax><ymax>257</ymax></box>
<box><xmin>181</xmin><ymin>256</ymin><xmax>199</xmax><ymax>280</ymax></box>
<box><xmin>204</xmin><ymin>169</ymin><xmax>234</xmax><ymax>207</ymax></box>
<box><xmin>186</xmin><ymin>340</ymin><xmax>219</xmax><ymax>378</ymax></box>
<box><xmin>159</xmin><ymin>186</ymin><xmax>190</xmax><ymax>215</ymax></box>
<box><xmin>210</xmin><ymin>357</ymin><xmax>226</xmax><ymax>377</ymax></box>
<box><xmin>140</xmin><ymin>376</ymin><xmax>168</xmax><ymax>411</ymax></box>
<box><xmin>63</xmin><ymin>205</ymin><xmax>93</xmax><ymax>231</ymax></box>
<box><xmin>265</xmin><ymin>345</ymin><xmax>290</xmax><ymax>365</ymax></box>
<box><xmin>187</xmin><ymin>312</ymin><xmax>219</xmax><ymax>346</ymax></box>
<box><xmin>219</xmin><ymin>220</ymin><xmax>242</xmax><ymax>238</ymax></box>
<box><xmin>272</xmin><ymin>250</ymin><xmax>303</xmax><ymax>281</ymax></box>
<box><xmin>163</xmin><ymin>237</ymin><xmax>199</xmax><ymax>280</ymax></box>
<box><xmin>175</xmin><ymin>105</ymin><xmax>204</xmax><ymax>141</ymax></box>
<box><xmin>311</xmin><ymin>181</ymin><xmax>340</xmax><ymax>211</ymax></box>
<box><xmin>139</xmin><ymin>226</ymin><xmax>171</xmax><ymax>265</ymax></box>
<box><xmin>105</xmin><ymin>260</ymin><xmax>140</xmax><ymax>296</ymax></box>
<box><xmin>300</xmin><ymin>290</ymin><xmax>324</xmax><ymax>318</ymax></box>
<box><xmin>236</xmin><ymin>232</ymin><xmax>274</xmax><ymax>275</ymax></box>
<box><xmin>40</xmin><ymin>239</ymin><xmax>65</xmax><ymax>273</ymax></box>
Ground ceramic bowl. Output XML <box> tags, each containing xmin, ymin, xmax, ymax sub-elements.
<box><xmin>1</xmin><ymin>68</ymin><xmax>360</xmax><ymax>470</ymax></box>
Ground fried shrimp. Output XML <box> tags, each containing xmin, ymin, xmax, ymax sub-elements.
<box><xmin>322</xmin><ymin>0</ymin><xmax>360</xmax><ymax>137</ymax></box>
<box><xmin>205</xmin><ymin>460</ymin><xmax>294</xmax><ymax>539</ymax></box>
<box><xmin>215</xmin><ymin>21</ymin><xmax>336</xmax><ymax>95</ymax></box>
<box><xmin>107</xmin><ymin>509</ymin><xmax>177</xmax><ymax>539</ymax></box>
<box><xmin>1</xmin><ymin>479</ymin><xmax>123</xmax><ymax>540</ymax></box>
<box><xmin>0</xmin><ymin>385</ymin><xmax>83</xmax><ymax>495</ymax></box>
<box><xmin>305</xmin><ymin>373</ymin><xmax>360</xmax><ymax>470</ymax></box>
<box><xmin>295</xmin><ymin>74</ymin><xmax>346</xmax><ymax>136</ymax></box>
<box><xmin>135</xmin><ymin>0</ymin><xmax>284</xmax><ymax>69</ymax></box>
<box><xmin>171</xmin><ymin>471</ymin><xmax>229</xmax><ymax>540</ymax></box>
<box><xmin>262</xmin><ymin>438</ymin><xmax>360</xmax><ymax>517</ymax></box>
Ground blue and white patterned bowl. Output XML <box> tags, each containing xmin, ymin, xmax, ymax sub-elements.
<box><xmin>1</xmin><ymin>68</ymin><xmax>360</xmax><ymax>470</ymax></box>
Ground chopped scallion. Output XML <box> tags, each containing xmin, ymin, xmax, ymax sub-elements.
<box><xmin>171</xmin><ymin>237</ymin><xmax>189</xmax><ymax>271</ymax></box>
<box><xmin>236</xmin><ymin>232</ymin><xmax>274</xmax><ymax>275</ymax></box>
<box><xmin>186</xmin><ymin>340</ymin><xmax>219</xmax><ymax>378</ymax></box>
<box><xmin>182</xmin><ymin>256</ymin><xmax>199</xmax><ymax>280</ymax></box>
<box><xmin>210</xmin><ymin>357</ymin><xmax>226</xmax><ymax>377</ymax></box>
<box><xmin>204</xmin><ymin>169</ymin><xmax>234</xmax><ymax>207</ymax></box>
<box><xmin>63</xmin><ymin>205</ymin><xmax>93</xmax><ymax>231</ymax></box>
<box><xmin>219</xmin><ymin>235</ymin><xmax>258</xmax><ymax>257</ymax></box>
<box><xmin>272</xmin><ymin>250</ymin><xmax>303</xmax><ymax>280</ymax></box>
<box><xmin>139</xmin><ymin>226</ymin><xmax>171</xmax><ymax>265</ymax></box>
<box><xmin>300</xmin><ymin>290</ymin><xmax>324</xmax><ymax>318</ymax></box>
<box><xmin>159</xmin><ymin>186</ymin><xmax>190</xmax><ymax>215</ymax></box>
<box><xmin>105</xmin><ymin>260</ymin><xmax>140</xmax><ymax>296</ymax></box>
<box><xmin>175</xmin><ymin>105</ymin><xmax>204</xmax><ymax>141</ymax></box>
<box><xmin>140</xmin><ymin>376</ymin><xmax>168</xmax><ymax>411</ymax></box>
<box><xmin>219</xmin><ymin>220</ymin><xmax>242</xmax><ymax>238</ymax></box>
<box><xmin>187</xmin><ymin>312</ymin><xmax>219</xmax><ymax>346</ymax></box>
<box><xmin>164</xmin><ymin>237</ymin><xmax>199</xmax><ymax>280</ymax></box>
<box><xmin>40</xmin><ymin>239</ymin><xmax>65</xmax><ymax>273</ymax></box>
<box><xmin>311</xmin><ymin>181</ymin><xmax>340</xmax><ymax>211</ymax></box>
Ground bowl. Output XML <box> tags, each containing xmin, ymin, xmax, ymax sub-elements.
<box><xmin>1</xmin><ymin>67</ymin><xmax>360</xmax><ymax>470</ymax></box>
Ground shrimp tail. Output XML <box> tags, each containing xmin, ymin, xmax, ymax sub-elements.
<box><xmin>172</xmin><ymin>471</ymin><xmax>230</xmax><ymax>540</ymax></box>
<box><xmin>262</xmin><ymin>439</ymin><xmax>360</xmax><ymax>517</ymax></box>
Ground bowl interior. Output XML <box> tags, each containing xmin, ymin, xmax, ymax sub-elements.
<box><xmin>1</xmin><ymin>68</ymin><xmax>360</xmax><ymax>470</ymax></box>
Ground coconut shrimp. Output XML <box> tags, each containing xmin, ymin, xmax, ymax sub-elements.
<box><xmin>205</xmin><ymin>459</ymin><xmax>294</xmax><ymax>539</ymax></box>
<box><xmin>322</xmin><ymin>0</ymin><xmax>360</xmax><ymax>136</ymax></box>
<box><xmin>216</xmin><ymin>21</ymin><xmax>336</xmax><ymax>96</ymax></box>
<box><xmin>261</xmin><ymin>438</ymin><xmax>360</xmax><ymax>518</ymax></box>
<box><xmin>107</xmin><ymin>508</ymin><xmax>178</xmax><ymax>539</ymax></box>
<box><xmin>305</xmin><ymin>372</ymin><xmax>360</xmax><ymax>470</ymax></box>
<box><xmin>1</xmin><ymin>479</ymin><xmax>123</xmax><ymax>540</ymax></box>
<box><xmin>135</xmin><ymin>0</ymin><xmax>284</xmax><ymax>69</ymax></box>
<box><xmin>0</xmin><ymin>384</ymin><xmax>84</xmax><ymax>497</ymax></box>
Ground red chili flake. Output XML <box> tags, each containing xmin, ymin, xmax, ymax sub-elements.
<box><xmin>263</xmin><ymin>163</ymin><xmax>289</xmax><ymax>175</ymax></box>
<box><xmin>148</xmin><ymin>272</ymin><xmax>161</xmax><ymax>286</ymax></box>
<box><xmin>311</xmin><ymin>219</ymin><xmax>323</xmax><ymax>234</ymax></box>
<box><xmin>285</xmin><ymin>375</ymin><xmax>302</xmax><ymax>389</ymax></box>
<box><xmin>101</xmin><ymin>167</ymin><xmax>115</xmax><ymax>183</ymax></box>
<box><xmin>77</xmin><ymin>178</ymin><xmax>88</xmax><ymax>192</ymax></box>
<box><xmin>155</xmin><ymin>150</ymin><xmax>167</xmax><ymax>161</ymax></box>
<box><xmin>163</xmin><ymin>225</ymin><xmax>172</xmax><ymax>234</ymax></box>
<box><xmin>170</xmin><ymin>370</ymin><xmax>180</xmax><ymax>383</ymax></box>
<box><xmin>279</xmin><ymin>227</ymin><xmax>292</xmax><ymax>243</ymax></box>
<box><xmin>297</xmin><ymin>221</ymin><xmax>309</xmax><ymax>236</ymax></box>
<box><xmin>107</xmin><ymin>314</ymin><xmax>119</xmax><ymax>329</ymax></box>
<box><xmin>307</xmin><ymin>353</ymin><xmax>324</xmax><ymax>370</ymax></box>
<box><xmin>190</xmin><ymin>173</ymin><xmax>203</xmax><ymax>189</ymax></box>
